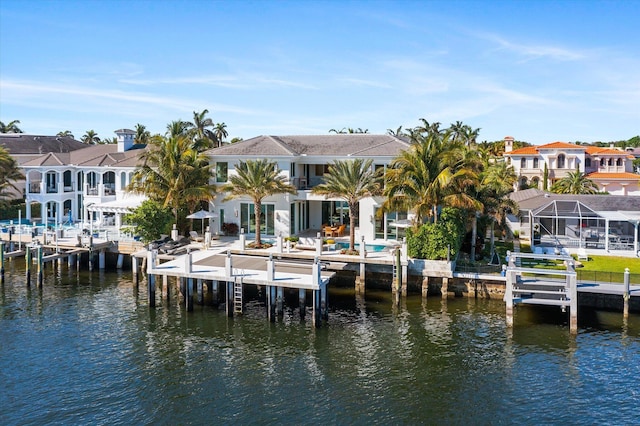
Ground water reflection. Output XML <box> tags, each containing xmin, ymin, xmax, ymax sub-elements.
<box><xmin>0</xmin><ymin>265</ymin><xmax>639</xmax><ymax>424</ymax></box>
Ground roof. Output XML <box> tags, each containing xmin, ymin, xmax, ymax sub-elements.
<box><xmin>506</xmin><ymin>141</ymin><xmax>631</xmax><ymax>157</ymax></box>
<box><xmin>0</xmin><ymin>134</ymin><xmax>86</xmax><ymax>156</ymax></box>
<box><xmin>510</xmin><ymin>189</ymin><xmax>640</xmax><ymax>213</ymax></box>
<box><xmin>586</xmin><ymin>172</ymin><xmax>640</xmax><ymax>180</ymax></box>
<box><xmin>22</xmin><ymin>144</ymin><xmax>145</xmax><ymax>168</ymax></box>
<box><xmin>206</xmin><ymin>134</ymin><xmax>412</xmax><ymax>158</ymax></box>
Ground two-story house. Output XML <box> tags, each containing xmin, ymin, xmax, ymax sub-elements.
<box><xmin>503</xmin><ymin>136</ymin><xmax>640</xmax><ymax>195</ymax></box>
<box><xmin>0</xmin><ymin>133</ymin><xmax>87</xmax><ymax>200</ymax></box>
<box><xmin>206</xmin><ymin>134</ymin><xmax>411</xmax><ymax>242</ymax></box>
<box><xmin>20</xmin><ymin>129</ymin><xmax>146</xmax><ymax>229</ymax></box>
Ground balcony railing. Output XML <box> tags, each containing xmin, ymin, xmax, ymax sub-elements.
<box><xmin>29</xmin><ymin>183</ymin><xmax>42</xmax><ymax>193</ymax></box>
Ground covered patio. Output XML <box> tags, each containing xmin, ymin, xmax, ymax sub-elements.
<box><xmin>530</xmin><ymin>199</ymin><xmax>640</xmax><ymax>255</ymax></box>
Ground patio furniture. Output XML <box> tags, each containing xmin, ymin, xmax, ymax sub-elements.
<box><xmin>189</xmin><ymin>231</ymin><xmax>204</xmax><ymax>242</ymax></box>
<box><xmin>577</xmin><ymin>248</ymin><xmax>588</xmax><ymax>261</ymax></box>
<box><xmin>334</xmin><ymin>224</ymin><xmax>346</xmax><ymax>237</ymax></box>
<box><xmin>324</xmin><ymin>226</ymin><xmax>334</xmax><ymax>237</ymax></box>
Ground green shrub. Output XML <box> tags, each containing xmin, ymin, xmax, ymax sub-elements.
<box><xmin>407</xmin><ymin>207</ymin><xmax>465</xmax><ymax>260</ymax></box>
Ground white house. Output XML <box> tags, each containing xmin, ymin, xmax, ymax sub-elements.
<box><xmin>503</xmin><ymin>136</ymin><xmax>640</xmax><ymax>195</ymax></box>
<box><xmin>20</xmin><ymin>129</ymin><xmax>146</xmax><ymax>229</ymax></box>
<box><xmin>206</xmin><ymin>134</ymin><xmax>411</xmax><ymax>242</ymax></box>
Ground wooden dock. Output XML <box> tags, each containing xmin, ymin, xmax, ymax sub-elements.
<box><xmin>145</xmin><ymin>248</ymin><xmax>335</xmax><ymax>326</ymax></box>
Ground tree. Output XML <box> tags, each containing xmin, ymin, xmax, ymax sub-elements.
<box><xmin>214</xmin><ymin>122</ymin><xmax>228</xmax><ymax>147</ymax></box>
<box><xmin>329</xmin><ymin>127</ymin><xmax>369</xmax><ymax>134</ymax></box>
<box><xmin>221</xmin><ymin>159</ymin><xmax>297</xmax><ymax>248</ymax></box>
<box><xmin>550</xmin><ymin>169</ymin><xmax>599</xmax><ymax>194</ymax></box>
<box><xmin>0</xmin><ymin>146</ymin><xmax>24</xmax><ymax>207</ymax></box>
<box><xmin>100</xmin><ymin>136</ymin><xmax>117</xmax><ymax>144</ymax></box>
<box><xmin>0</xmin><ymin>120</ymin><xmax>23</xmax><ymax>133</ymax></box>
<box><xmin>123</xmin><ymin>200</ymin><xmax>174</xmax><ymax>243</ymax></box>
<box><xmin>134</xmin><ymin>123</ymin><xmax>151</xmax><ymax>145</ymax></box>
<box><xmin>543</xmin><ymin>163</ymin><xmax>549</xmax><ymax>191</ymax></box>
<box><xmin>386</xmin><ymin>126</ymin><xmax>405</xmax><ymax>137</ymax></box>
<box><xmin>128</xmin><ymin>134</ymin><xmax>217</xmax><ymax>234</ymax></box>
<box><xmin>81</xmin><ymin>130</ymin><xmax>100</xmax><ymax>144</ymax></box>
<box><xmin>190</xmin><ymin>109</ymin><xmax>216</xmax><ymax>150</ymax></box>
<box><xmin>57</xmin><ymin>130</ymin><xmax>74</xmax><ymax>138</ymax></box>
<box><xmin>382</xmin><ymin>128</ymin><xmax>461</xmax><ymax>223</ymax></box>
<box><xmin>312</xmin><ymin>158</ymin><xmax>382</xmax><ymax>251</ymax></box>
<box><xmin>166</xmin><ymin>120</ymin><xmax>193</xmax><ymax>138</ymax></box>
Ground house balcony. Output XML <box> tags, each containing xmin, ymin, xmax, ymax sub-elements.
<box><xmin>29</xmin><ymin>182</ymin><xmax>42</xmax><ymax>194</ymax></box>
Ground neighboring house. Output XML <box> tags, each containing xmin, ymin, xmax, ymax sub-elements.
<box><xmin>0</xmin><ymin>133</ymin><xmax>86</xmax><ymax>199</ymax></box>
<box><xmin>503</xmin><ymin>136</ymin><xmax>640</xmax><ymax>195</ymax></box>
<box><xmin>206</xmin><ymin>134</ymin><xmax>412</xmax><ymax>242</ymax></box>
<box><xmin>509</xmin><ymin>188</ymin><xmax>640</xmax><ymax>256</ymax></box>
<box><xmin>20</xmin><ymin>129</ymin><xmax>146</xmax><ymax>229</ymax></box>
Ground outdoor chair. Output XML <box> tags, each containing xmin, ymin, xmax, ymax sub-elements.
<box><xmin>189</xmin><ymin>231</ymin><xmax>204</xmax><ymax>242</ymax></box>
<box><xmin>335</xmin><ymin>224</ymin><xmax>346</xmax><ymax>237</ymax></box>
<box><xmin>324</xmin><ymin>226</ymin><xmax>334</xmax><ymax>237</ymax></box>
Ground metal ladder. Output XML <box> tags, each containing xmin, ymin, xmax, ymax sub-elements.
<box><xmin>233</xmin><ymin>278</ymin><xmax>243</xmax><ymax>314</ymax></box>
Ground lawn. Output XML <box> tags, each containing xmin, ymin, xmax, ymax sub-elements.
<box><xmin>579</xmin><ymin>255</ymin><xmax>640</xmax><ymax>274</ymax></box>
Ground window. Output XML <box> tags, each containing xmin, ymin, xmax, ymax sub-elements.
<box><xmin>533</xmin><ymin>158</ymin><xmax>539</xmax><ymax>168</ymax></box>
<box><xmin>600</xmin><ymin>158</ymin><xmax>605</xmax><ymax>167</ymax></box>
<box><xmin>315</xmin><ymin>164</ymin><xmax>330</xmax><ymax>176</ymax></box>
<box><xmin>290</xmin><ymin>162</ymin><xmax>296</xmax><ymax>177</ymax></box>
<box><xmin>608</xmin><ymin>158</ymin><xmax>613</xmax><ymax>167</ymax></box>
<box><xmin>216</xmin><ymin>162</ymin><xmax>228</xmax><ymax>183</ymax></box>
<box><xmin>585</xmin><ymin>158</ymin><xmax>591</xmax><ymax>167</ymax></box>
<box><xmin>240</xmin><ymin>203</ymin><xmax>274</xmax><ymax>235</ymax></box>
<box><xmin>557</xmin><ymin>154</ymin><xmax>566</xmax><ymax>169</ymax></box>
<box><xmin>616</xmin><ymin>158</ymin><xmax>623</xmax><ymax>167</ymax></box>
<box><xmin>520</xmin><ymin>158</ymin><xmax>527</xmax><ymax>169</ymax></box>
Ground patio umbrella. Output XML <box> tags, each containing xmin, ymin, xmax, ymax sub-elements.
<box><xmin>388</xmin><ymin>219</ymin><xmax>412</xmax><ymax>228</ymax></box>
<box><xmin>186</xmin><ymin>210</ymin><xmax>218</xmax><ymax>234</ymax></box>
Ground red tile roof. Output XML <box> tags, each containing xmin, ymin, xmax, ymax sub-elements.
<box><xmin>586</xmin><ymin>172</ymin><xmax>640</xmax><ymax>180</ymax></box>
<box><xmin>537</xmin><ymin>141</ymin><xmax>585</xmax><ymax>150</ymax></box>
<box><xmin>506</xmin><ymin>146</ymin><xmax>538</xmax><ymax>155</ymax></box>
<box><xmin>585</xmin><ymin>146</ymin><xmax>627</xmax><ymax>156</ymax></box>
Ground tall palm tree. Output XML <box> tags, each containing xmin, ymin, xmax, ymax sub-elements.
<box><xmin>221</xmin><ymin>159</ymin><xmax>297</xmax><ymax>248</ymax></box>
<box><xmin>0</xmin><ymin>147</ymin><xmax>24</xmax><ymax>207</ymax></box>
<box><xmin>214</xmin><ymin>122</ymin><xmax>228</xmax><ymax>147</ymax></box>
<box><xmin>386</xmin><ymin>126</ymin><xmax>405</xmax><ymax>137</ymax></box>
<box><xmin>550</xmin><ymin>169</ymin><xmax>599</xmax><ymax>194</ymax></box>
<box><xmin>128</xmin><ymin>134</ymin><xmax>217</xmax><ymax>233</ymax></box>
<box><xmin>0</xmin><ymin>120</ymin><xmax>23</xmax><ymax>133</ymax></box>
<box><xmin>56</xmin><ymin>130</ymin><xmax>74</xmax><ymax>138</ymax></box>
<box><xmin>190</xmin><ymin>109</ymin><xmax>216</xmax><ymax>150</ymax></box>
<box><xmin>134</xmin><ymin>123</ymin><xmax>151</xmax><ymax>145</ymax></box>
<box><xmin>166</xmin><ymin>120</ymin><xmax>193</xmax><ymax>139</ymax></box>
<box><xmin>312</xmin><ymin>158</ymin><xmax>382</xmax><ymax>251</ymax></box>
<box><xmin>382</xmin><ymin>130</ymin><xmax>458</xmax><ymax>223</ymax></box>
<box><xmin>328</xmin><ymin>127</ymin><xmax>369</xmax><ymax>134</ymax></box>
<box><xmin>481</xmin><ymin>160</ymin><xmax>518</xmax><ymax>253</ymax></box>
<box><xmin>81</xmin><ymin>130</ymin><xmax>100</xmax><ymax>144</ymax></box>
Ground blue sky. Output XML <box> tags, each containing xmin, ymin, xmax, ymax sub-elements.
<box><xmin>1</xmin><ymin>0</ymin><xmax>638</xmax><ymax>145</ymax></box>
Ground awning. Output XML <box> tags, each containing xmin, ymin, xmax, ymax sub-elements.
<box><xmin>87</xmin><ymin>195</ymin><xmax>147</xmax><ymax>214</ymax></box>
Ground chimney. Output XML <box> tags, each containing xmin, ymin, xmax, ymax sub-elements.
<box><xmin>115</xmin><ymin>129</ymin><xmax>136</xmax><ymax>152</ymax></box>
<box><xmin>504</xmin><ymin>136</ymin><xmax>515</xmax><ymax>153</ymax></box>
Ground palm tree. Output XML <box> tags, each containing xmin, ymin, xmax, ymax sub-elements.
<box><xmin>221</xmin><ymin>159</ymin><xmax>297</xmax><ymax>248</ymax></box>
<box><xmin>81</xmin><ymin>130</ymin><xmax>100</xmax><ymax>144</ymax></box>
<box><xmin>134</xmin><ymin>123</ymin><xmax>151</xmax><ymax>145</ymax></box>
<box><xmin>386</xmin><ymin>126</ymin><xmax>405</xmax><ymax>137</ymax></box>
<box><xmin>101</xmin><ymin>136</ymin><xmax>117</xmax><ymax>144</ymax></box>
<box><xmin>312</xmin><ymin>158</ymin><xmax>382</xmax><ymax>251</ymax></box>
<box><xmin>128</xmin><ymin>134</ymin><xmax>217</xmax><ymax>233</ymax></box>
<box><xmin>382</xmin><ymin>129</ymin><xmax>458</xmax><ymax>223</ymax></box>
<box><xmin>0</xmin><ymin>147</ymin><xmax>24</xmax><ymax>207</ymax></box>
<box><xmin>190</xmin><ymin>109</ymin><xmax>216</xmax><ymax>150</ymax></box>
<box><xmin>214</xmin><ymin>122</ymin><xmax>228</xmax><ymax>147</ymax></box>
<box><xmin>329</xmin><ymin>127</ymin><xmax>369</xmax><ymax>134</ymax></box>
<box><xmin>57</xmin><ymin>130</ymin><xmax>74</xmax><ymax>138</ymax></box>
<box><xmin>481</xmin><ymin>160</ymin><xmax>518</xmax><ymax>253</ymax></box>
<box><xmin>0</xmin><ymin>120</ymin><xmax>23</xmax><ymax>133</ymax></box>
<box><xmin>550</xmin><ymin>169</ymin><xmax>599</xmax><ymax>194</ymax></box>
<box><xmin>166</xmin><ymin>120</ymin><xmax>193</xmax><ymax>138</ymax></box>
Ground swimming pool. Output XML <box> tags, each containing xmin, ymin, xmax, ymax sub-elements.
<box><xmin>335</xmin><ymin>242</ymin><xmax>391</xmax><ymax>252</ymax></box>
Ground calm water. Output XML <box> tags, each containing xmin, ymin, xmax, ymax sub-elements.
<box><xmin>1</xmin><ymin>259</ymin><xmax>639</xmax><ymax>425</ymax></box>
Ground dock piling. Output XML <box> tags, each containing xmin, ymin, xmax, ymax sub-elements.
<box><xmin>624</xmin><ymin>268</ymin><xmax>630</xmax><ymax>319</ymax></box>
<box><xmin>0</xmin><ymin>242</ymin><xmax>5</xmax><ymax>283</ymax></box>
